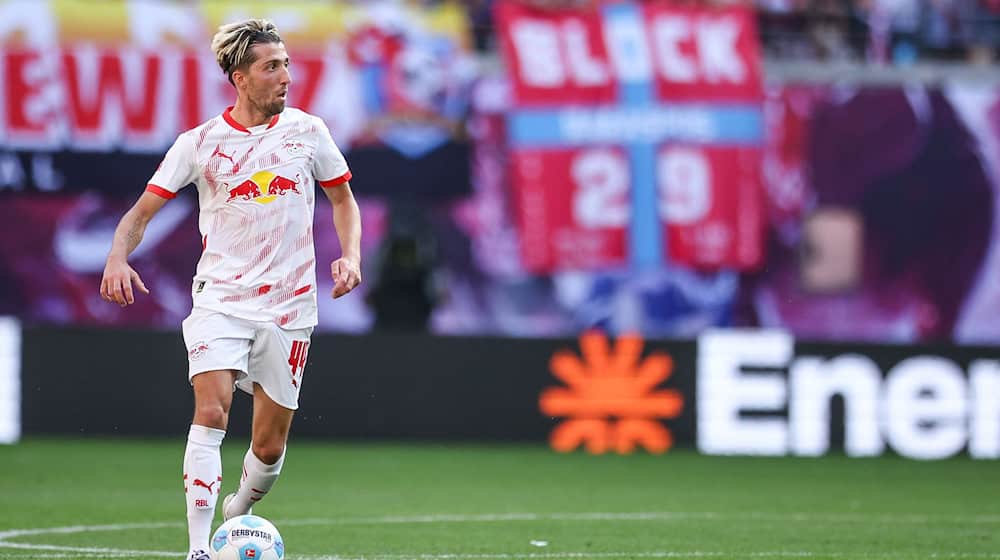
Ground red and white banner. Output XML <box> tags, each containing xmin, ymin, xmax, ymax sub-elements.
<box><xmin>661</xmin><ymin>144</ymin><xmax>763</xmax><ymax>268</ymax></box>
<box><xmin>2</xmin><ymin>49</ymin><xmax>334</xmax><ymax>152</ymax></box>
<box><xmin>0</xmin><ymin>0</ymin><xmax>474</xmax><ymax>154</ymax></box>
<box><xmin>511</xmin><ymin>144</ymin><xmax>762</xmax><ymax>271</ymax></box>
<box><xmin>511</xmin><ymin>148</ymin><xmax>630</xmax><ymax>271</ymax></box>
<box><xmin>497</xmin><ymin>0</ymin><xmax>764</xmax><ymax>272</ymax></box>
<box><xmin>497</xmin><ymin>2</ymin><xmax>763</xmax><ymax>105</ymax></box>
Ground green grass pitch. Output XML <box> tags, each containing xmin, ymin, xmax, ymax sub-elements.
<box><xmin>0</xmin><ymin>438</ymin><xmax>998</xmax><ymax>559</ymax></box>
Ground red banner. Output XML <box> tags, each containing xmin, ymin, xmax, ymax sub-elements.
<box><xmin>497</xmin><ymin>0</ymin><xmax>764</xmax><ymax>273</ymax></box>
<box><xmin>660</xmin><ymin>144</ymin><xmax>763</xmax><ymax>268</ymax></box>
<box><xmin>2</xmin><ymin>49</ymin><xmax>358</xmax><ymax>151</ymax></box>
<box><xmin>647</xmin><ymin>5</ymin><xmax>764</xmax><ymax>102</ymax></box>
<box><xmin>497</xmin><ymin>2</ymin><xmax>762</xmax><ymax>106</ymax></box>
<box><xmin>496</xmin><ymin>2</ymin><xmax>618</xmax><ymax>106</ymax></box>
<box><xmin>511</xmin><ymin>148</ymin><xmax>629</xmax><ymax>271</ymax></box>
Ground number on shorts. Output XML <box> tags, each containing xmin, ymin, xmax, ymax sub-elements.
<box><xmin>288</xmin><ymin>340</ymin><xmax>310</xmax><ymax>387</ymax></box>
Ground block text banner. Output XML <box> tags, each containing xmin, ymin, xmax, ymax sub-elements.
<box><xmin>497</xmin><ymin>1</ymin><xmax>764</xmax><ymax>272</ymax></box>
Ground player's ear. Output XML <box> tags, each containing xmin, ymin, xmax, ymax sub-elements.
<box><xmin>231</xmin><ymin>67</ymin><xmax>247</xmax><ymax>90</ymax></box>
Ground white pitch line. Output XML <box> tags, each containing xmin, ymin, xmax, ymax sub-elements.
<box><xmin>0</xmin><ymin>522</ymin><xmax>179</xmax><ymax>541</ymax></box>
<box><xmin>0</xmin><ymin>552</ymin><xmax>717</xmax><ymax>560</ymax></box>
<box><xmin>272</xmin><ymin>511</ymin><xmax>1000</xmax><ymax>527</ymax></box>
<box><xmin>7</xmin><ymin>554</ymin><xmax>1000</xmax><ymax>560</ymax></box>
<box><xmin>251</xmin><ymin>553</ymin><xmax>1000</xmax><ymax>560</ymax></box>
<box><xmin>0</xmin><ymin>541</ymin><xmax>175</xmax><ymax>557</ymax></box>
<box><xmin>0</xmin><ymin>522</ymin><xmax>179</xmax><ymax>558</ymax></box>
<box><xmin>0</xmin><ymin>554</ymin><xmax>145</xmax><ymax>559</ymax></box>
<box><xmin>292</xmin><ymin>553</ymin><xmax>738</xmax><ymax>560</ymax></box>
<box><xmin>3</xmin><ymin>550</ymin><xmax>1000</xmax><ymax>560</ymax></box>
<box><xmin>2</xmin><ymin>512</ymin><xmax>1000</xmax><ymax>559</ymax></box>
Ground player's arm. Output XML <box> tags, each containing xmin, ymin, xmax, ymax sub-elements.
<box><xmin>101</xmin><ymin>132</ymin><xmax>196</xmax><ymax>307</ymax></box>
<box><xmin>313</xmin><ymin>116</ymin><xmax>361</xmax><ymax>299</ymax></box>
<box><xmin>100</xmin><ymin>191</ymin><xmax>167</xmax><ymax>306</ymax></box>
<box><xmin>322</xmin><ymin>182</ymin><xmax>362</xmax><ymax>299</ymax></box>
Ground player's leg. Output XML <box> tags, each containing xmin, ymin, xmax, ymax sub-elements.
<box><xmin>181</xmin><ymin>310</ymin><xmax>254</xmax><ymax>559</ymax></box>
<box><xmin>224</xmin><ymin>387</ymin><xmax>294</xmax><ymax>517</ymax></box>
<box><xmin>224</xmin><ymin>323</ymin><xmax>310</xmax><ymax>518</ymax></box>
<box><xmin>183</xmin><ymin>370</ymin><xmax>237</xmax><ymax>560</ymax></box>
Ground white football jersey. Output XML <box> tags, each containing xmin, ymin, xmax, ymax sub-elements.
<box><xmin>147</xmin><ymin>106</ymin><xmax>351</xmax><ymax>330</ymax></box>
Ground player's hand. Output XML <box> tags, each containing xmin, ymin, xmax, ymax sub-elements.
<box><xmin>331</xmin><ymin>257</ymin><xmax>361</xmax><ymax>299</ymax></box>
<box><xmin>100</xmin><ymin>258</ymin><xmax>150</xmax><ymax>307</ymax></box>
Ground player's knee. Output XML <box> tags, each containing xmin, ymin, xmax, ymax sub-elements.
<box><xmin>193</xmin><ymin>404</ymin><xmax>229</xmax><ymax>429</ymax></box>
<box><xmin>252</xmin><ymin>442</ymin><xmax>285</xmax><ymax>466</ymax></box>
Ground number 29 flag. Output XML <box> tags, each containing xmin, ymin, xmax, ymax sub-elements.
<box><xmin>497</xmin><ymin>0</ymin><xmax>765</xmax><ymax>272</ymax></box>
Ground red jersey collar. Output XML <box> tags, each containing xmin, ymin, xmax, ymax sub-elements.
<box><xmin>222</xmin><ymin>106</ymin><xmax>280</xmax><ymax>133</ymax></box>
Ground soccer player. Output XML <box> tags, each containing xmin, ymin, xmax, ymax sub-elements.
<box><xmin>99</xmin><ymin>19</ymin><xmax>362</xmax><ymax>560</ymax></box>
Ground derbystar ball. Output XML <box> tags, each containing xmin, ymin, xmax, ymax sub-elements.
<box><xmin>209</xmin><ymin>515</ymin><xmax>284</xmax><ymax>560</ymax></box>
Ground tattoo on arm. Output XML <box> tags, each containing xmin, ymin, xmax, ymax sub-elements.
<box><xmin>109</xmin><ymin>212</ymin><xmax>148</xmax><ymax>261</ymax></box>
<box><xmin>124</xmin><ymin>221</ymin><xmax>143</xmax><ymax>254</ymax></box>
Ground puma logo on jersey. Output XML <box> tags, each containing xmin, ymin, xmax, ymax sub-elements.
<box><xmin>211</xmin><ymin>145</ymin><xmax>242</xmax><ymax>173</ymax></box>
<box><xmin>211</xmin><ymin>145</ymin><xmax>234</xmax><ymax>163</ymax></box>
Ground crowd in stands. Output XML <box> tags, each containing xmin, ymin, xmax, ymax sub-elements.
<box><xmin>759</xmin><ymin>0</ymin><xmax>1000</xmax><ymax>63</ymax></box>
<box><xmin>460</xmin><ymin>0</ymin><xmax>1000</xmax><ymax>63</ymax></box>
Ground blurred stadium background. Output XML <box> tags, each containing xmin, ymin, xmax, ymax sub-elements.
<box><xmin>2</xmin><ymin>0</ymin><xmax>1000</xmax><ymax>558</ymax></box>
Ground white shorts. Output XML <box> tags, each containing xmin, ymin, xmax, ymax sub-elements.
<box><xmin>181</xmin><ymin>308</ymin><xmax>313</xmax><ymax>410</ymax></box>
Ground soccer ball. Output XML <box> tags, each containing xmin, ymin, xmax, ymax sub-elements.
<box><xmin>209</xmin><ymin>515</ymin><xmax>284</xmax><ymax>560</ymax></box>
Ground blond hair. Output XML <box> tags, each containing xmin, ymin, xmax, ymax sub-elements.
<box><xmin>211</xmin><ymin>19</ymin><xmax>283</xmax><ymax>85</ymax></box>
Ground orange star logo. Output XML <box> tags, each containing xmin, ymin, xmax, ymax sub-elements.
<box><xmin>539</xmin><ymin>330</ymin><xmax>684</xmax><ymax>454</ymax></box>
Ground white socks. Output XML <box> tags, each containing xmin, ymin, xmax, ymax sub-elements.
<box><xmin>182</xmin><ymin>426</ymin><xmax>285</xmax><ymax>550</ymax></box>
<box><xmin>182</xmin><ymin>425</ymin><xmax>225</xmax><ymax>552</ymax></box>
<box><xmin>228</xmin><ymin>445</ymin><xmax>285</xmax><ymax>515</ymax></box>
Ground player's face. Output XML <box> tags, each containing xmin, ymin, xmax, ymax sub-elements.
<box><xmin>245</xmin><ymin>42</ymin><xmax>292</xmax><ymax>117</ymax></box>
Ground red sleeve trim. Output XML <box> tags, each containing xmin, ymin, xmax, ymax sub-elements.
<box><xmin>319</xmin><ymin>170</ymin><xmax>352</xmax><ymax>188</ymax></box>
<box><xmin>146</xmin><ymin>183</ymin><xmax>177</xmax><ymax>199</ymax></box>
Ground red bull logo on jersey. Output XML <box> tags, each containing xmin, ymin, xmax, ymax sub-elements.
<box><xmin>225</xmin><ymin>171</ymin><xmax>302</xmax><ymax>205</ymax></box>
<box><xmin>283</xmin><ymin>140</ymin><xmax>305</xmax><ymax>155</ymax></box>
<box><xmin>188</xmin><ymin>341</ymin><xmax>209</xmax><ymax>361</ymax></box>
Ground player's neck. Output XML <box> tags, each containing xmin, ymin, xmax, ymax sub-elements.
<box><xmin>228</xmin><ymin>100</ymin><xmax>274</xmax><ymax>129</ymax></box>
